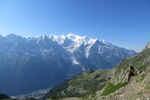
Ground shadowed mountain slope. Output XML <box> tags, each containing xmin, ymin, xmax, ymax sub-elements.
<box><xmin>43</xmin><ymin>43</ymin><xmax>150</xmax><ymax>100</ymax></box>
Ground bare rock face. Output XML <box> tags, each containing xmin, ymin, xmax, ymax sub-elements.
<box><xmin>110</xmin><ymin>66</ymin><xmax>135</xmax><ymax>85</ymax></box>
<box><xmin>146</xmin><ymin>42</ymin><xmax>150</xmax><ymax>49</ymax></box>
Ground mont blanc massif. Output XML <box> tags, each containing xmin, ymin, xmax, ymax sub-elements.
<box><xmin>0</xmin><ymin>34</ymin><xmax>137</xmax><ymax>99</ymax></box>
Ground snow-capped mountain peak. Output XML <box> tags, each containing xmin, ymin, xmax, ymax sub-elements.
<box><xmin>0</xmin><ymin>33</ymin><xmax>137</xmax><ymax>96</ymax></box>
<box><xmin>66</xmin><ymin>33</ymin><xmax>90</xmax><ymax>43</ymax></box>
<box><xmin>67</xmin><ymin>33</ymin><xmax>84</xmax><ymax>41</ymax></box>
<box><xmin>60</xmin><ymin>34</ymin><xmax>97</xmax><ymax>53</ymax></box>
<box><xmin>49</xmin><ymin>34</ymin><xmax>67</xmax><ymax>45</ymax></box>
<box><xmin>48</xmin><ymin>34</ymin><xmax>136</xmax><ymax>59</ymax></box>
<box><xmin>49</xmin><ymin>34</ymin><xmax>106</xmax><ymax>55</ymax></box>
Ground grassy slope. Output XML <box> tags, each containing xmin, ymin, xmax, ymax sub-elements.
<box><xmin>43</xmin><ymin>69</ymin><xmax>113</xmax><ymax>100</ymax></box>
<box><xmin>43</xmin><ymin>48</ymin><xmax>150</xmax><ymax>100</ymax></box>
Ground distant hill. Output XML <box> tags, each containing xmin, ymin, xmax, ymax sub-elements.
<box><xmin>0</xmin><ymin>33</ymin><xmax>136</xmax><ymax>96</ymax></box>
<box><xmin>0</xmin><ymin>94</ymin><xmax>10</xmax><ymax>100</ymax></box>
<box><xmin>43</xmin><ymin>42</ymin><xmax>150</xmax><ymax>100</ymax></box>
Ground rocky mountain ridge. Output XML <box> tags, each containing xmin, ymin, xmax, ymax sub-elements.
<box><xmin>0</xmin><ymin>33</ymin><xmax>136</xmax><ymax>96</ymax></box>
<box><xmin>49</xmin><ymin>34</ymin><xmax>136</xmax><ymax>69</ymax></box>
<box><xmin>43</xmin><ymin>42</ymin><xmax>150</xmax><ymax>100</ymax></box>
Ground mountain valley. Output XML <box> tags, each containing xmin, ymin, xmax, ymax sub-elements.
<box><xmin>42</xmin><ymin>42</ymin><xmax>150</xmax><ymax>100</ymax></box>
<box><xmin>0</xmin><ymin>34</ymin><xmax>136</xmax><ymax>97</ymax></box>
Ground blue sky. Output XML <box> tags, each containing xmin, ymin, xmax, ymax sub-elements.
<box><xmin>0</xmin><ymin>0</ymin><xmax>150</xmax><ymax>52</ymax></box>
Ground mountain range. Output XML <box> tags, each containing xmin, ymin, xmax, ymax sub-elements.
<box><xmin>0</xmin><ymin>33</ymin><xmax>136</xmax><ymax>96</ymax></box>
<box><xmin>43</xmin><ymin>42</ymin><xmax>150</xmax><ymax>100</ymax></box>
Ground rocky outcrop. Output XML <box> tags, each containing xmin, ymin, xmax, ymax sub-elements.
<box><xmin>42</xmin><ymin>44</ymin><xmax>150</xmax><ymax>100</ymax></box>
<box><xmin>109</xmin><ymin>66</ymin><xmax>135</xmax><ymax>85</ymax></box>
<box><xmin>145</xmin><ymin>42</ymin><xmax>150</xmax><ymax>49</ymax></box>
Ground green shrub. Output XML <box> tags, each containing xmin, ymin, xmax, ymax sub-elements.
<box><xmin>101</xmin><ymin>82</ymin><xmax>127</xmax><ymax>96</ymax></box>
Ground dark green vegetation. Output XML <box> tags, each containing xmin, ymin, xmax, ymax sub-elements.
<box><xmin>115</xmin><ymin>48</ymin><xmax>150</xmax><ymax>73</ymax></box>
<box><xmin>43</xmin><ymin>46</ymin><xmax>150</xmax><ymax>100</ymax></box>
<box><xmin>0</xmin><ymin>94</ymin><xmax>19</xmax><ymax>100</ymax></box>
<box><xmin>0</xmin><ymin>94</ymin><xmax>10</xmax><ymax>100</ymax></box>
<box><xmin>101</xmin><ymin>82</ymin><xmax>127</xmax><ymax>96</ymax></box>
<box><xmin>43</xmin><ymin>69</ymin><xmax>113</xmax><ymax>99</ymax></box>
